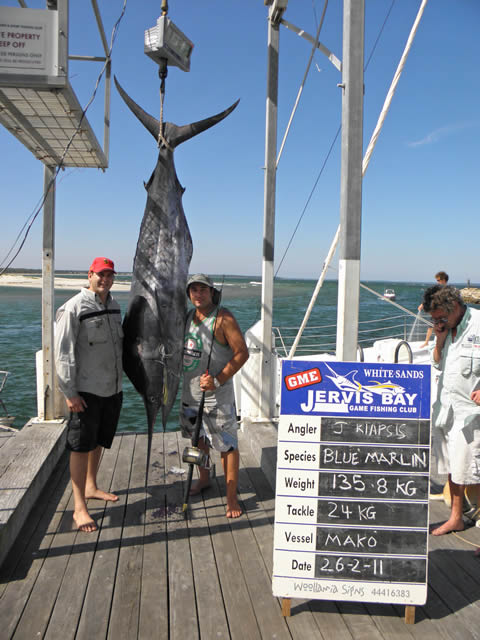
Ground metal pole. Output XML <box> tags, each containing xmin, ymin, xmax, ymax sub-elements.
<box><xmin>42</xmin><ymin>165</ymin><xmax>56</xmax><ymax>420</ymax></box>
<box><xmin>259</xmin><ymin>8</ymin><xmax>281</xmax><ymax>420</ymax></box>
<box><xmin>336</xmin><ymin>0</ymin><xmax>365</xmax><ymax>361</ymax></box>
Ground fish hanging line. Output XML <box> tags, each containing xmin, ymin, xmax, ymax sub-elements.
<box><xmin>157</xmin><ymin>1</ymin><xmax>173</xmax><ymax>151</ymax></box>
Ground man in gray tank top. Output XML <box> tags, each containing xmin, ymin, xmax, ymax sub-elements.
<box><xmin>181</xmin><ymin>274</ymin><xmax>249</xmax><ymax>518</ymax></box>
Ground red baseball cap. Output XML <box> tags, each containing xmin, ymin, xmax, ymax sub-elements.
<box><xmin>89</xmin><ymin>257</ymin><xmax>116</xmax><ymax>273</ymax></box>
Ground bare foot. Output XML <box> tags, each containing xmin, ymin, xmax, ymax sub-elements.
<box><xmin>430</xmin><ymin>518</ymin><xmax>464</xmax><ymax>536</ymax></box>
<box><xmin>85</xmin><ymin>488</ymin><xmax>118</xmax><ymax>502</ymax></box>
<box><xmin>226</xmin><ymin>499</ymin><xmax>242</xmax><ymax>519</ymax></box>
<box><xmin>190</xmin><ymin>479</ymin><xmax>211</xmax><ymax>496</ymax></box>
<box><xmin>73</xmin><ymin>510</ymin><xmax>97</xmax><ymax>533</ymax></box>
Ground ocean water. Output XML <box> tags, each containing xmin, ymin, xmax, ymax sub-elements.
<box><xmin>0</xmin><ymin>276</ymin><xmax>473</xmax><ymax>432</ymax></box>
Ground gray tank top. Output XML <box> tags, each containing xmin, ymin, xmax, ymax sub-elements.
<box><xmin>182</xmin><ymin>307</ymin><xmax>234</xmax><ymax>406</ymax></box>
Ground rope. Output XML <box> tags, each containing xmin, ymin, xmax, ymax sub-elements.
<box><xmin>362</xmin><ymin>0</ymin><xmax>429</xmax><ymax>175</ymax></box>
<box><xmin>276</xmin><ymin>0</ymin><xmax>328</xmax><ymax>168</ymax></box>
<box><xmin>158</xmin><ymin>83</ymin><xmax>173</xmax><ymax>151</ymax></box>
<box><xmin>359</xmin><ymin>282</ymin><xmax>432</xmax><ymax>326</ymax></box>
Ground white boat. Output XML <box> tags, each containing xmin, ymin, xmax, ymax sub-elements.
<box><xmin>383</xmin><ymin>288</ymin><xmax>396</xmax><ymax>301</ymax></box>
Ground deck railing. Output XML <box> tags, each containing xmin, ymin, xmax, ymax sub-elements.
<box><xmin>272</xmin><ymin>313</ymin><xmax>428</xmax><ymax>357</ymax></box>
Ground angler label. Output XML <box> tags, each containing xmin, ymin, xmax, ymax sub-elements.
<box><xmin>273</xmin><ymin>360</ymin><xmax>431</xmax><ymax>606</ymax></box>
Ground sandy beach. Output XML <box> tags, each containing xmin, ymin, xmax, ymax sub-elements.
<box><xmin>0</xmin><ymin>274</ymin><xmax>131</xmax><ymax>292</ymax></box>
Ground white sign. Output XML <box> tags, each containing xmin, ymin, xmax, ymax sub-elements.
<box><xmin>272</xmin><ymin>361</ymin><xmax>431</xmax><ymax>606</ymax></box>
<box><xmin>0</xmin><ymin>6</ymin><xmax>58</xmax><ymax>76</ymax></box>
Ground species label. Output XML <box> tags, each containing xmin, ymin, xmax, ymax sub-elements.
<box><xmin>272</xmin><ymin>360</ymin><xmax>431</xmax><ymax>605</ymax></box>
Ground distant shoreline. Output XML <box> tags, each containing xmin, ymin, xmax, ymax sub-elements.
<box><xmin>0</xmin><ymin>274</ymin><xmax>131</xmax><ymax>291</ymax></box>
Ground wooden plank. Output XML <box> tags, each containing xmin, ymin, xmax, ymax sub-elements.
<box><xmin>427</xmin><ymin>560</ymin><xmax>480</xmax><ymax>640</ymax></box>
<box><xmin>107</xmin><ymin>433</ymin><xmax>149</xmax><ymax>640</ymax></box>
<box><xmin>0</xmin><ymin>431</ymin><xmax>15</xmax><ymax>451</ymax></box>
<box><xmin>0</xmin><ymin>421</ymin><xmax>66</xmax><ymax>568</ymax></box>
<box><xmin>0</xmin><ymin>454</ymin><xmax>70</xmax><ymax>637</ymax></box>
<box><xmin>178</xmin><ymin>432</ymin><xmax>232</xmax><ymax>640</ymax></box>
<box><xmin>138</xmin><ymin>431</ymin><xmax>169</xmax><ymax>640</ymax></box>
<box><xmin>215</xmin><ymin>453</ymin><xmax>292</xmax><ymax>640</ymax></box>
<box><xmin>75</xmin><ymin>433</ymin><xmax>136</xmax><ymax>640</ymax></box>
<box><xmin>43</xmin><ymin>438</ymin><xmax>122</xmax><ymax>640</ymax></box>
<box><xmin>336</xmin><ymin>601</ymin><xmax>384</xmax><ymax>640</ymax></box>
<box><xmin>164</xmin><ymin>432</ymin><xmax>199</xmax><ymax>640</ymax></box>
<box><xmin>240</xmin><ymin>443</ymin><xmax>351</xmax><ymax>640</ymax></box>
<box><xmin>362</xmin><ymin>602</ymin><xmax>416</xmax><ymax>639</ymax></box>
<box><xmin>198</xmin><ymin>446</ymin><xmax>261</xmax><ymax>640</ymax></box>
<box><xmin>0</xmin><ymin>451</ymin><xmax>68</xmax><ymax>592</ymax></box>
<box><xmin>10</xmin><ymin>438</ymin><xmax>121</xmax><ymax>640</ymax></box>
<box><xmin>9</xmin><ymin>483</ymin><xmax>80</xmax><ymax>638</ymax></box>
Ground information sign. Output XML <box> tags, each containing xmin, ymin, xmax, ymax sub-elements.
<box><xmin>272</xmin><ymin>360</ymin><xmax>431</xmax><ymax>605</ymax></box>
<box><xmin>0</xmin><ymin>6</ymin><xmax>58</xmax><ymax>76</ymax></box>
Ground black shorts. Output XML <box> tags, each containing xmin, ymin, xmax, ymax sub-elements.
<box><xmin>66</xmin><ymin>391</ymin><xmax>123</xmax><ymax>453</ymax></box>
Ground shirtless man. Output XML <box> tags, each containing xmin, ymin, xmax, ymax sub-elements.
<box><xmin>55</xmin><ymin>257</ymin><xmax>123</xmax><ymax>532</ymax></box>
<box><xmin>422</xmin><ymin>285</ymin><xmax>480</xmax><ymax>535</ymax></box>
<box><xmin>181</xmin><ymin>274</ymin><xmax>249</xmax><ymax>518</ymax></box>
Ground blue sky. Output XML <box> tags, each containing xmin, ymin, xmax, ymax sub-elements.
<box><xmin>1</xmin><ymin>0</ymin><xmax>479</xmax><ymax>283</ymax></box>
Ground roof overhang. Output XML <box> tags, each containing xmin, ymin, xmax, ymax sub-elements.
<box><xmin>0</xmin><ymin>1</ymin><xmax>109</xmax><ymax>169</ymax></box>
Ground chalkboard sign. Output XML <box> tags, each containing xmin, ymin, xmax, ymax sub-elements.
<box><xmin>272</xmin><ymin>360</ymin><xmax>431</xmax><ymax>605</ymax></box>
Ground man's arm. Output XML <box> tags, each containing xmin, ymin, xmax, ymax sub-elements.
<box><xmin>54</xmin><ymin>306</ymin><xmax>86</xmax><ymax>411</ymax></box>
<box><xmin>200</xmin><ymin>310</ymin><xmax>249</xmax><ymax>391</ymax></box>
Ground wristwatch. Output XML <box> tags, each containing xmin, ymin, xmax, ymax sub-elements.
<box><xmin>213</xmin><ymin>377</ymin><xmax>221</xmax><ymax>389</ymax></box>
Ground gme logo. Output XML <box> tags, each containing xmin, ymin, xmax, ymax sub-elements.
<box><xmin>284</xmin><ymin>367</ymin><xmax>322</xmax><ymax>391</ymax></box>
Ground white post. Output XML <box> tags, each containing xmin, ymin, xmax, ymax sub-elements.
<box><xmin>41</xmin><ymin>165</ymin><xmax>56</xmax><ymax>420</ymax></box>
<box><xmin>259</xmin><ymin>7</ymin><xmax>282</xmax><ymax>420</ymax></box>
<box><xmin>336</xmin><ymin>0</ymin><xmax>365</xmax><ymax>361</ymax></box>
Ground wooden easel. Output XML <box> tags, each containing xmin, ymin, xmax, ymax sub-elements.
<box><xmin>281</xmin><ymin>598</ymin><xmax>416</xmax><ymax>624</ymax></box>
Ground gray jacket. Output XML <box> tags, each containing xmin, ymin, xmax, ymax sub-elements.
<box><xmin>55</xmin><ymin>287</ymin><xmax>123</xmax><ymax>399</ymax></box>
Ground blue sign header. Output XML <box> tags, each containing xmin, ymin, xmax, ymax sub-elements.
<box><xmin>281</xmin><ymin>360</ymin><xmax>431</xmax><ymax>419</ymax></box>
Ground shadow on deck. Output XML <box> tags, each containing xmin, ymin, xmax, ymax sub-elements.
<box><xmin>1</xmin><ymin>431</ymin><xmax>480</xmax><ymax>640</ymax></box>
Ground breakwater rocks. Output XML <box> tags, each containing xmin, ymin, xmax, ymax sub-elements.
<box><xmin>460</xmin><ymin>288</ymin><xmax>480</xmax><ymax>304</ymax></box>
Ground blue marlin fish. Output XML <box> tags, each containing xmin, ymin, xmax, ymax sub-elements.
<box><xmin>115</xmin><ymin>77</ymin><xmax>238</xmax><ymax>479</ymax></box>
<box><xmin>324</xmin><ymin>363</ymin><xmax>406</xmax><ymax>396</ymax></box>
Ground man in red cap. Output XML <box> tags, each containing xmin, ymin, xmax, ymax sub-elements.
<box><xmin>55</xmin><ymin>257</ymin><xmax>123</xmax><ymax>532</ymax></box>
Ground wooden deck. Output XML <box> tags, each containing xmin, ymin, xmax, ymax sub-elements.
<box><xmin>1</xmin><ymin>430</ymin><xmax>480</xmax><ymax>639</ymax></box>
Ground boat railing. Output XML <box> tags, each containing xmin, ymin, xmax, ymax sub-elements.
<box><xmin>272</xmin><ymin>313</ymin><xmax>428</xmax><ymax>357</ymax></box>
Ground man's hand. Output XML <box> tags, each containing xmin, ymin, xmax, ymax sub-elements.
<box><xmin>200</xmin><ymin>372</ymin><xmax>216</xmax><ymax>392</ymax></box>
<box><xmin>471</xmin><ymin>390</ymin><xmax>480</xmax><ymax>405</ymax></box>
<box><xmin>67</xmin><ymin>395</ymin><xmax>87</xmax><ymax>412</ymax></box>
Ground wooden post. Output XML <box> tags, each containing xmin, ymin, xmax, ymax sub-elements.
<box><xmin>281</xmin><ymin>598</ymin><xmax>291</xmax><ymax>617</ymax></box>
<box><xmin>405</xmin><ymin>605</ymin><xmax>415</xmax><ymax>624</ymax></box>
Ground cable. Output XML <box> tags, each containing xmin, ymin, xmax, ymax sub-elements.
<box><xmin>275</xmin><ymin>0</ymin><xmax>396</xmax><ymax>278</ymax></box>
<box><xmin>0</xmin><ymin>0</ymin><xmax>128</xmax><ymax>276</ymax></box>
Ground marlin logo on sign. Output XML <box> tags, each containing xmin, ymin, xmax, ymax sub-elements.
<box><xmin>298</xmin><ymin>362</ymin><xmax>418</xmax><ymax>416</ymax></box>
<box><xmin>324</xmin><ymin>363</ymin><xmax>406</xmax><ymax>396</ymax></box>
